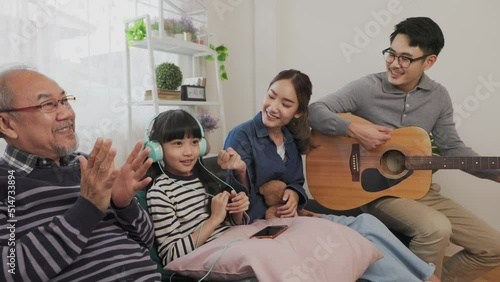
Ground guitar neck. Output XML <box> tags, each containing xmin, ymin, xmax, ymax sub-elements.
<box><xmin>406</xmin><ymin>156</ymin><xmax>500</xmax><ymax>170</ymax></box>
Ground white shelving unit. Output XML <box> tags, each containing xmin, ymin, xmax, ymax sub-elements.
<box><xmin>124</xmin><ymin>13</ymin><xmax>227</xmax><ymax>150</ymax></box>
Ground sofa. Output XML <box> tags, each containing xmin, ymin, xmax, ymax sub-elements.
<box><xmin>136</xmin><ymin>156</ymin><xmax>392</xmax><ymax>281</ymax></box>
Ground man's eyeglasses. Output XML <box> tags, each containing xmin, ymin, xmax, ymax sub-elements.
<box><xmin>382</xmin><ymin>48</ymin><xmax>430</xmax><ymax>68</ymax></box>
<box><xmin>0</xmin><ymin>96</ymin><xmax>76</xmax><ymax>113</ymax></box>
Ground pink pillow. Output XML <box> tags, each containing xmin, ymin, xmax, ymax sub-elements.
<box><xmin>165</xmin><ymin>216</ymin><xmax>383</xmax><ymax>281</ymax></box>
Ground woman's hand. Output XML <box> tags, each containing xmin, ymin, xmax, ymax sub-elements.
<box><xmin>217</xmin><ymin>147</ymin><xmax>249</xmax><ymax>188</ymax></box>
<box><xmin>277</xmin><ymin>189</ymin><xmax>299</xmax><ymax>218</ymax></box>
<box><xmin>217</xmin><ymin>147</ymin><xmax>246</xmax><ymax>176</ymax></box>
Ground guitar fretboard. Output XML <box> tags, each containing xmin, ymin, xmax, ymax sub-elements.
<box><xmin>406</xmin><ymin>156</ymin><xmax>500</xmax><ymax>170</ymax></box>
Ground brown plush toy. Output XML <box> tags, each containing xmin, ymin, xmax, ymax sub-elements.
<box><xmin>258</xmin><ymin>180</ymin><xmax>320</xmax><ymax>219</ymax></box>
<box><xmin>258</xmin><ymin>180</ymin><xmax>287</xmax><ymax>219</ymax></box>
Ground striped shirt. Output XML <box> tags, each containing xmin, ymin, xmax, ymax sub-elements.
<box><xmin>147</xmin><ymin>173</ymin><xmax>248</xmax><ymax>266</ymax></box>
<box><xmin>0</xmin><ymin>145</ymin><xmax>160</xmax><ymax>282</ymax></box>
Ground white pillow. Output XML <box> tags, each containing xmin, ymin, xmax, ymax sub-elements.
<box><xmin>165</xmin><ymin>216</ymin><xmax>382</xmax><ymax>281</ymax></box>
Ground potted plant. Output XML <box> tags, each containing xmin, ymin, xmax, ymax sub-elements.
<box><xmin>164</xmin><ymin>18</ymin><xmax>176</xmax><ymax>36</ymax></box>
<box><xmin>178</xmin><ymin>16</ymin><xmax>198</xmax><ymax>41</ymax></box>
<box><xmin>155</xmin><ymin>62</ymin><xmax>183</xmax><ymax>90</ymax></box>
<box><xmin>150</xmin><ymin>17</ymin><xmax>200</xmax><ymax>42</ymax></box>
<box><xmin>167</xmin><ymin>16</ymin><xmax>197</xmax><ymax>41</ymax></box>
<box><xmin>150</xmin><ymin>20</ymin><xmax>163</xmax><ymax>37</ymax></box>
<box><xmin>196</xmin><ymin>112</ymin><xmax>219</xmax><ymax>134</ymax></box>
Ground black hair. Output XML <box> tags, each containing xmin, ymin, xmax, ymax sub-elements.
<box><xmin>390</xmin><ymin>17</ymin><xmax>445</xmax><ymax>56</ymax></box>
<box><xmin>268</xmin><ymin>69</ymin><xmax>313</xmax><ymax>154</ymax></box>
<box><xmin>144</xmin><ymin>109</ymin><xmax>226</xmax><ymax>207</ymax></box>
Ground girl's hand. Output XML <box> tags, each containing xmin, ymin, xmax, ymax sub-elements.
<box><xmin>227</xmin><ymin>190</ymin><xmax>249</xmax><ymax>214</ymax></box>
<box><xmin>208</xmin><ymin>191</ymin><xmax>230</xmax><ymax>225</ymax></box>
<box><xmin>277</xmin><ymin>189</ymin><xmax>299</xmax><ymax>218</ymax></box>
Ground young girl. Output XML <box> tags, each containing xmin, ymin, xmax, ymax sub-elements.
<box><xmin>224</xmin><ymin>69</ymin><xmax>440</xmax><ymax>282</ymax></box>
<box><xmin>146</xmin><ymin>109</ymin><xmax>249</xmax><ymax>266</ymax></box>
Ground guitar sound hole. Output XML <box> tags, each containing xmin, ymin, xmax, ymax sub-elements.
<box><xmin>381</xmin><ymin>150</ymin><xmax>405</xmax><ymax>175</ymax></box>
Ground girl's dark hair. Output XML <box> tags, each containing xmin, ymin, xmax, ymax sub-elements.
<box><xmin>144</xmin><ymin>109</ymin><xmax>225</xmax><ymax>202</ymax></box>
<box><xmin>268</xmin><ymin>69</ymin><xmax>313</xmax><ymax>154</ymax></box>
<box><xmin>390</xmin><ymin>17</ymin><xmax>445</xmax><ymax>56</ymax></box>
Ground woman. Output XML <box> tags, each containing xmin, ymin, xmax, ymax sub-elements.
<box><xmin>224</xmin><ymin>69</ymin><xmax>440</xmax><ymax>282</ymax></box>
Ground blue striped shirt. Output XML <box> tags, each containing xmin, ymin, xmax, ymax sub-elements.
<box><xmin>0</xmin><ymin>145</ymin><xmax>160</xmax><ymax>281</ymax></box>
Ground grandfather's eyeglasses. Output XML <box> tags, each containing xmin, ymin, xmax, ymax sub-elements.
<box><xmin>0</xmin><ymin>96</ymin><xmax>76</xmax><ymax>113</ymax></box>
<box><xmin>382</xmin><ymin>48</ymin><xmax>430</xmax><ymax>68</ymax></box>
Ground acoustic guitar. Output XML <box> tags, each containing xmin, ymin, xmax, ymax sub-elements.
<box><xmin>306</xmin><ymin>113</ymin><xmax>500</xmax><ymax>210</ymax></box>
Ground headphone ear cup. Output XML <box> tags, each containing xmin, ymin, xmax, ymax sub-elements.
<box><xmin>145</xmin><ymin>141</ymin><xmax>163</xmax><ymax>163</ymax></box>
<box><xmin>192</xmin><ymin>114</ymin><xmax>207</xmax><ymax>156</ymax></box>
<box><xmin>199</xmin><ymin>138</ymin><xmax>207</xmax><ymax>156</ymax></box>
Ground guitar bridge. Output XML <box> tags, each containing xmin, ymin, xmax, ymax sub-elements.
<box><xmin>350</xmin><ymin>144</ymin><xmax>360</xmax><ymax>182</ymax></box>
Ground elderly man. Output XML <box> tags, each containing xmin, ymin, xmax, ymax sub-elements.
<box><xmin>0</xmin><ymin>67</ymin><xmax>160</xmax><ymax>281</ymax></box>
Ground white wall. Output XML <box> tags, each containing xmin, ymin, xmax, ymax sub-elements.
<box><xmin>203</xmin><ymin>0</ymin><xmax>256</xmax><ymax>152</ymax></box>
<box><xmin>216</xmin><ymin>0</ymin><xmax>500</xmax><ymax>230</ymax></box>
<box><xmin>0</xmin><ymin>1</ymin><xmax>497</xmax><ymax>231</ymax></box>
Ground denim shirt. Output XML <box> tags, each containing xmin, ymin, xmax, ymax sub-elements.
<box><xmin>224</xmin><ymin>112</ymin><xmax>308</xmax><ymax>222</ymax></box>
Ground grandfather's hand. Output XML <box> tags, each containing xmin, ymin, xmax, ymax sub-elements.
<box><xmin>79</xmin><ymin>138</ymin><xmax>118</xmax><ymax>212</ymax></box>
<box><xmin>111</xmin><ymin>140</ymin><xmax>153</xmax><ymax>208</ymax></box>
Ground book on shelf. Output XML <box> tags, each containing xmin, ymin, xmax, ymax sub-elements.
<box><xmin>144</xmin><ymin>89</ymin><xmax>181</xmax><ymax>100</ymax></box>
<box><xmin>182</xmin><ymin>77</ymin><xmax>206</xmax><ymax>87</ymax></box>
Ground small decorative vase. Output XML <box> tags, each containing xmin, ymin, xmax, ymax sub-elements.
<box><xmin>183</xmin><ymin>32</ymin><xmax>192</xmax><ymax>42</ymax></box>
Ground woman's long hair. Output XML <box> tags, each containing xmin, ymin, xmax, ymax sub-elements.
<box><xmin>144</xmin><ymin>109</ymin><xmax>226</xmax><ymax>206</ymax></box>
<box><xmin>268</xmin><ymin>69</ymin><xmax>313</xmax><ymax>154</ymax></box>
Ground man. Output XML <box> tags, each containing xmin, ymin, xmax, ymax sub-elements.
<box><xmin>0</xmin><ymin>67</ymin><xmax>160</xmax><ymax>281</ymax></box>
<box><xmin>308</xmin><ymin>17</ymin><xmax>500</xmax><ymax>282</ymax></box>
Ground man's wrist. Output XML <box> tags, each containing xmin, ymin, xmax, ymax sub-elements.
<box><xmin>111</xmin><ymin>199</ymin><xmax>132</xmax><ymax>210</ymax></box>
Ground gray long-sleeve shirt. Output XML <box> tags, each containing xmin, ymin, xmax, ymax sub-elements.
<box><xmin>308</xmin><ymin>72</ymin><xmax>499</xmax><ymax>181</ymax></box>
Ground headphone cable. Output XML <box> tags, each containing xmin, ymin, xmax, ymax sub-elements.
<box><xmin>198</xmin><ymin>157</ymin><xmax>238</xmax><ymax>193</ymax></box>
<box><xmin>197</xmin><ymin>238</ymin><xmax>245</xmax><ymax>281</ymax></box>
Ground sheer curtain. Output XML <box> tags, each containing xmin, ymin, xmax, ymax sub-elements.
<box><xmin>0</xmin><ymin>0</ymin><xmax>140</xmax><ymax>164</ymax></box>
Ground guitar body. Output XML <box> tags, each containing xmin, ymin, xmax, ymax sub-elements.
<box><xmin>306</xmin><ymin>114</ymin><xmax>432</xmax><ymax>210</ymax></box>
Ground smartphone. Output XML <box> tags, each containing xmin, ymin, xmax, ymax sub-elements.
<box><xmin>249</xmin><ymin>225</ymin><xmax>288</xmax><ymax>239</ymax></box>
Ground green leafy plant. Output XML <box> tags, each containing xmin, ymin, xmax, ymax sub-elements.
<box><xmin>155</xmin><ymin>63</ymin><xmax>183</xmax><ymax>90</ymax></box>
<box><xmin>151</xmin><ymin>21</ymin><xmax>159</xmax><ymax>31</ymax></box>
<box><xmin>125</xmin><ymin>19</ymin><xmax>147</xmax><ymax>45</ymax></box>
<box><xmin>204</xmin><ymin>44</ymin><xmax>229</xmax><ymax>81</ymax></box>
